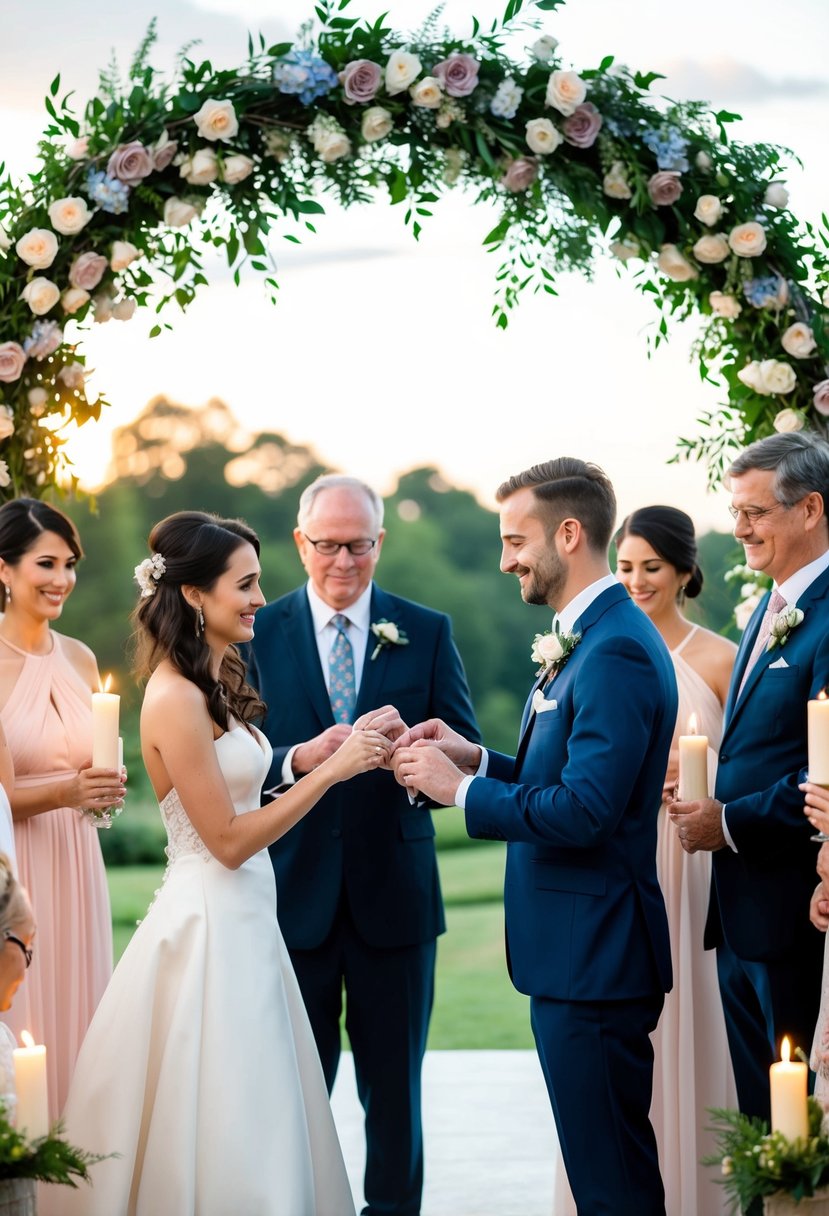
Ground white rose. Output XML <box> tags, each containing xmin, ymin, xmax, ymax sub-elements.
<box><xmin>0</xmin><ymin>406</ymin><xmax>14</xmax><ymax>440</ymax></box>
<box><xmin>180</xmin><ymin>148</ymin><xmax>219</xmax><ymax>186</ymax></box>
<box><xmin>531</xmin><ymin>35</ymin><xmax>559</xmax><ymax>63</ymax></box>
<box><xmin>48</xmin><ymin>196</ymin><xmax>92</xmax><ymax>235</ymax></box>
<box><xmin>375</xmin><ymin>622</ymin><xmax>399</xmax><ymax>643</ymax></box>
<box><xmin>709</xmin><ymin>291</ymin><xmax>742</xmax><ymax>319</ymax></box>
<box><xmin>758</xmin><ymin>359</ymin><xmax>797</xmax><ymax>395</ymax></box>
<box><xmin>728</xmin><ymin>221</ymin><xmax>767</xmax><ymax>258</ymax></box>
<box><xmin>737</xmin><ymin>361</ymin><xmax>767</xmax><ymax>393</ymax></box>
<box><xmin>312</xmin><ymin>126</ymin><xmax>352</xmax><ymax>164</ymax></box>
<box><xmin>657</xmin><ymin>244</ymin><xmax>698</xmax><ymax>282</ymax></box>
<box><xmin>734</xmin><ymin>594</ymin><xmax>761</xmax><ymax>631</ymax></box>
<box><xmin>20</xmin><ymin>278</ymin><xmax>61</xmax><ymax>315</ymax></box>
<box><xmin>27</xmin><ymin>387</ymin><xmax>48</xmax><ymax>412</ymax></box>
<box><xmin>362</xmin><ymin>106</ymin><xmax>393</xmax><ymax>142</ymax></box>
<box><xmin>764</xmin><ymin>182</ymin><xmax>789</xmax><ymax>209</ymax></box>
<box><xmin>57</xmin><ymin>361</ymin><xmax>86</xmax><ymax>390</ymax></box>
<box><xmin>781</xmin><ymin>323</ymin><xmax>816</xmax><ymax>359</ymax></box>
<box><xmin>695</xmin><ymin>150</ymin><xmax>712</xmax><ymax>171</ymax></box>
<box><xmin>409</xmin><ymin>76</ymin><xmax>443</xmax><ymax>108</ymax></box>
<box><xmin>532</xmin><ymin>632</ymin><xmax>564</xmax><ymax>666</ymax></box>
<box><xmin>692</xmin><ymin>234</ymin><xmax>730</xmax><ymax>264</ymax></box>
<box><xmin>93</xmin><ymin>293</ymin><xmax>114</xmax><ymax>323</ymax></box>
<box><xmin>773</xmin><ymin>408</ymin><xmax>804</xmax><ymax>433</ymax></box>
<box><xmin>66</xmin><ymin>136</ymin><xmax>89</xmax><ymax>160</ymax></box>
<box><xmin>193</xmin><ymin>98</ymin><xmax>239</xmax><ymax>143</ymax></box>
<box><xmin>15</xmin><ymin>228</ymin><xmax>59</xmax><ymax>269</ymax></box>
<box><xmin>110</xmin><ymin>240</ymin><xmax>140</xmax><ymax>272</ymax></box>
<box><xmin>221</xmin><ymin>154</ymin><xmax>254</xmax><ymax>184</ymax></box>
<box><xmin>0</xmin><ymin>460</ymin><xmax>10</xmax><ymax>490</ymax></box>
<box><xmin>385</xmin><ymin>50</ymin><xmax>421</xmax><ymax>96</ymax></box>
<box><xmin>112</xmin><ymin>297</ymin><xmax>137</xmax><ymax>321</ymax></box>
<box><xmin>61</xmin><ymin>287</ymin><xmax>90</xmax><ymax>315</ymax></box>
<box><xmin>163</xmin><ymin>197</ymin><xmax>201</xmax><ymax>227</ymax></box>
<box><xmin>0</xmin><ymin>223</ymin><xmax>10</xmax><ymax>252</ymax></box>
<box><xmin>693</xmin><ymin>194</ymin><xmax>723</xmax><ymax>226</ymax></box>
<box><xmin>609</xmin><ymin>238</ymin><xmax>641</xmax><ymax>262</ymax></box>
<box><xmin>603</xmin><ymin>161</ymin><xmax>632</xmax><ymax>200</ymax></box>
<box><xmin>545</xmin><ymin>70</ymin><xmax>586</xmax><ymax>117</ymax></box>
<box><xmin>525</xmin><ymin>117</ymin><xmax>562</xmax><ymax>155</ymax></box>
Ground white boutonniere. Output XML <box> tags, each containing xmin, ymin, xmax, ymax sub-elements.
<box><xmin>370</xmin><ymin>618</ymin><xmax>409</xmax><ymax>661</ymax></box>
<box><xmin>767</xmin><ymin>606</ymin><xmax>804</xmax><ymax>650</ymax></box>
<box><xmin>530</xmin><ymin>624</ymin><xmax>581</xmax><ymax>678</ymax></box>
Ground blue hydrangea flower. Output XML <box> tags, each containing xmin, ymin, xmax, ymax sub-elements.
<box><xmin>86</xmin><ymin>169</ymin><xmax>130</xmax><ymax>215</ymax></box>
<box><xmin>273</xmin><ymin>51</ymin><xmax>338</xmax><ymax>105</ymax></box>
<box><xmin>743</xmin><ymin>276</ymin><xmax>788</xmax><ymax>308</ymax></box>
<box><xmin>642</xmin><ymin>125</ymin><xmax>689</xmax><ymax>172</ymax></box>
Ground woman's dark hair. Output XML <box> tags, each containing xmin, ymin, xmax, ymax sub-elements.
<box><xmin>616</xmin><ymin>505</ymin><xmax>704</xmax><ymax>599</ymax></box>
<box><xmin>132</xmin><ymin>511</ymin><xmax>266</xmax><ymax>730</ymax></box>
<box><xmin>0</xmin><ymin>498</ymin><xmax>83</xmax><ymax>564</ymax></box>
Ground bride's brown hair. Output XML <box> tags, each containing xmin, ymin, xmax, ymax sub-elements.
<box><xmin>132</xmin><ymin>511</ymin><xmax>266</xmax><ymax>730</ymax></box>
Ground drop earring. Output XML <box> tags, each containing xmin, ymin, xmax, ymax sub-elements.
<box><xmin>195</xmin><ymin>607</ymin><xmax>204</xmax><ymax>637</ymax></box>
<box><xmin>3</xmin><ymin>585</ymin><xmax>9</xmax><ymax>604</ymax></box>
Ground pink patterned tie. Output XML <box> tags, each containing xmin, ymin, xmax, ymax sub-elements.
<box><xmin>737</xmin><ymin>587</ymin><xmax>786</xmax><ymax>698</ymax></box>
<box><xmin>328</xmin><ymin>614</ymin><xmax>356</xmax><ymax>724</ymax></box>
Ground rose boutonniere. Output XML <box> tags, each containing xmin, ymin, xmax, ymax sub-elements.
<box><xmin>767</xmin><ymin>606</ymin><xmax>804</xmax><ymax>650</ymax></box>
<box><xmin>530</xmin><ymin>624</ymin><xmax>581</xmax><ymax>678</ymax></box>
<box><xmin>370</xmin><ymin>618</ymin><xmax>409</xmax><ymax>661</ymax></box>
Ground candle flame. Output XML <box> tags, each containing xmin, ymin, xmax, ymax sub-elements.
<box><xmin>687</xmin><ymin>712</ymin><xmax>699</xmax><ymax>735</ymax></box>
<box><xmin>20</xmin><ymin>1030</ymin><xmax>34</xmax><ymax>1049</ymax></box>
<box><xmin>100</xmin><ymin>673</ymin><xmax>112</xmax><ymax>694</ymax></box>
<box><xmin>781</xmin><ymin>1036</ymin><xmax>791</xmax><ymax>1063</ymax></box>
<box><xmin>820</xmin><ymin>690</ymin><xmax>828</xmax><ymax>703</ymax></box>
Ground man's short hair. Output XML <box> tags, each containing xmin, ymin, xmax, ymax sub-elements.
<box><xmin>729</xmin><ymin>431</ymin><xmax>829</xmax><ymax>511</ymax></box>
<box><xmin>297</xmin><ymin>474</ymin><xmax>384</xmax><ymax>533</ymax></box>
<box><xmin>496</xmin><ymin>458</ymin><xmax>617</xmax><ymax>552</ymax></box>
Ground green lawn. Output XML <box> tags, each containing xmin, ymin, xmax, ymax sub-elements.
<box><xmin>106</xmin><ymin>842</ymin><xmax>533</xmax><ymax>1049</ymax></box>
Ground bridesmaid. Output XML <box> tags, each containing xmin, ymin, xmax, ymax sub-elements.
<box><xmin>0</xmin><ymin>499</ymin><xmax>123</xmax><ymax>1119</ymax></box>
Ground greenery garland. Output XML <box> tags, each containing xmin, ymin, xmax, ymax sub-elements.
<box><xmin>0</xmin><ymin>0</ymin><xmax>827</xmax><ymax>499</ymax></box>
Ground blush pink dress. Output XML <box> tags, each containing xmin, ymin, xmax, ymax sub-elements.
<box><xmin>0</xmin><ymin>633</ymin><xmax>112</xmax><ymax>1121</ymax></box>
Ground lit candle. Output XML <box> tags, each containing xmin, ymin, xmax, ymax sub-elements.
<box><xmin>117</xmin><ymin>736</ymin><xmax>124</xmax><ymax>772</ymax></box>
<box><xmin>770</xmin><ymin>1036</ymin><xmax>808</xmax><ymax>1141</ymax></box>
<box><xmin>808</xmin><ymin>691</ymin><xmax>829</xmax><ymax>786</ymax></box>
<box><xmin>678</xmin><ymin>713</ymin><xmax>709</xmax><ymax>801</ymax></box>
<box><xmin>12</xmin><ymin>1031</ymin><xmax>48</xmax><ymax>1140</ymax></box>
<box><xmin>91</xmin><ymin>675</ymin><xmax>120</xmax><ymax>770</ymax></box>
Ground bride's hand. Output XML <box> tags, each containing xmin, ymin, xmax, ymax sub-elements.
<box><xmin>324</xmin><ymin>729</ymin><xmax>392</xmax><ymax>781</ymax></box>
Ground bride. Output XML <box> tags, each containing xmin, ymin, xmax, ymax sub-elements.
<box><xmin>43</xmin><ymin>511</ymin><xmax>391</xmax><ymax>1216</ymax></box>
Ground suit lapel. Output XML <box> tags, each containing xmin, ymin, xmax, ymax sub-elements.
<box><xmin>282</xmin><ymin>590</ymin><xmax>334</xmax><ymax>728</ymax></box>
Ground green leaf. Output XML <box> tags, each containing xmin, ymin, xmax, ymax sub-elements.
<box><xmin>388</xmin><ymin>168</ymin><xmax>408</xmax><ymax>205</ymax></box>
<box><xmin>598</xmin><ymin>55</ymin><xmax>614</xmax><ymax>73</ymax></box>
<box><xmin>49</xmin><ymin>74</ymin><xmax>61</xmax><ymax>98</ymax></box>
<box><xmin>632</xmin><ymin>70</ymin><xmax>666</xmax><ymax>91</ymax></box>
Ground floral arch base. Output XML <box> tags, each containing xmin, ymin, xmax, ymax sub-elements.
<box><xmin>0</xmin><ymin>0</ymin><xmax>827</xmax><ymax>499</ymax></box>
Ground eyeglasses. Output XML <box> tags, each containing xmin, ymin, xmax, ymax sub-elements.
<box><xmin>728</xmin><ymin>502</ymin><xmax>790</xmax><ymax>525</ymax></box>
<box><xmin>4</xmin><ymin>932</ymin><xmax>32</xmax><ymax>968</ymax></box>
<box><xmin>302</xmin><ymin>535</ymin><xmax>377</xmax><ymax>557</ymax></box>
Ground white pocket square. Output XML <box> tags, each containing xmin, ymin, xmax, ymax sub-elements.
<box><xmin>532</xmin><ymin>690</ymin><xmax>558</xmax><ymax>715</ymax></box>
<box><xmin>768</xmin><ymin>656</ymin><xmax>789</xmax><ymax>669</ymax></box>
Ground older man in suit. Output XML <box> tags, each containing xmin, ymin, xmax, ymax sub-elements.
<box><xmin>246</xmin><ymin>474</ymin><xmax>478</xmax><ymax>1216</ymax></box>
<box><xmin>395</xmin><ymin>458</ymin><xmax>676</xmax><ymax>1215</ymax></box>
<box><xmin>672</xmin><ymin>431</ymin><xmax>829</xmax><ymax>1122</ymax></box>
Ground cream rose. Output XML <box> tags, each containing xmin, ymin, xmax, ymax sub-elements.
<box><xmin>0</xmin><ymin>406</ymin><xmax>14</xmax><ymax>439</ymax></box>
<box><xmin>693</xmin><ymin>195</ymin><xmax>723</xmax><ymax>226</ymax></box>
<box><xmin>773</xmin><ymin>408</ymin><xmax>804</xmax><ymax>433</ymax></box>
<box><xmin>525</xmin><ymin>117</ymin><xmax>562</xmax><ymax>155</ymax></box>
<box><xmin>409</xmin><ymin>76</ymin><xmax>443</xmax><ymax>108</ymax></box>
<box><xmin>57</xmin><ymin>362</ymin><xmax>86</xmax><ymax>390</ymax></box>
<box><xmin>737</xmin><ymin>361</ymin><xmax>766</xmax><ymax>393</ymax></box>
<box><xmin>692</xmin><ymin>234</ymin><xmax>730</xmax><ymax>264</ymax></box>
<box><xmin>385</xmin><ymin>50</ymin><xmax>422</xmax><ymax>95</ymax></box>
<box><xmin>609</xmin><ymin>238</ymin><xmax>641</xmax><ymax>262</ymax></box>
<box><xmin>781</xmin><ymin>323</ymin><xmax>816</xmax><ymax>359</ymax></box>
<box><xmin>93</xmin><ymin>293</ymin><xmax>114</xmax><ymax>323</ymax></box>
<box><xmin>545</xmin><ymin>70</ymin><xmax>586</xmax><ymax>116</ymax></box>
<box><xmin>48</xmin><ymin>196</ymin><xmax>92</xmax><ymax>235</ymax></box>
<box><xmin>734</xmin><ymin>594</ymin><xmax>761</xmax><ymax>631</ymax></box>
<box><xmin>221</xmin><ymin>154</ymin><xmax>254</xmax><ymax>184</ymax></box>
<box><xmin>0</xmin><ymin>223</ymin><xmax>10</xmax><ymax>252</ymax></box>
<box><xmin>759</xmin><ymin>359</ymin><xmax>797</xmax><ymax>395</ymax></box>
<box><xmin>110</xmin><ymin>240</ymin><xmax>140</xmax><ymax>272</ymax></box>
<box><xmin>0</xmin><ymin>343</ymin><xmax>26</xmax><ymax>384</ymax></box>
<box><xmin>15</xmin><ymin>228</ymin><xmax>58</xmax><ymax>269</ymax></box>
<box><xmin>21</xmin><ymin>278</ymin><xmax>61</xmax><ymax>315</ymax></box>
<box><xmin>112</xmin><ymin>298</ymin><xmax>137</xmax><ymax>321</ymax></box>
<box><xmin>27</xmin><ymin>387</ymin><xmax>48</xmax><ymax>414</ymax></box>
<box><xmin>709</xmin><ymin>291</ymin><xmax>742</xmax><ymax>319</ymax></box>
<box><xmin>311</xmin><ymin>125</ymin><xmax>352</xmax><ymax>164</ymax></box>
<box><xmin>603</xmin><ymin>162</ymin><xmax>632</xmax><ymax>200</ymax></box>
<box><xmin>163</xmin><ymin>197</ymin><xmax>201</xmax><ymax>227</ymax></box>
<box><xmin>764</xmin><ymin>182</ymin><xmax>789</xmax><ymax>209</ymax></box>
<box><xmin>180</xmin><ymin>148</ymin><xmax>219</xmax><ymax>186</ymax></box>
<box><xmin>695</xmin><ymin>150</ymin><xmax>712</xmax><ymax>171</ymax></box>
<box><xmin>0</xmin><ymin>460</ymin><xmax>10</xmax><ymax>490</ymax></box>
<box><xmin>531</xmin><ymin>632</ymin><xmax>564</xmax><ymax>666</ymax></box>
<box><xmin>728</xmin><ymin>221</ymin><xmax>767</xmax><ymax>258</ymax></box>
<box><xmin>362</xmin><ymin>106</ymin><xmax>393</xmax><ymax>142</ymax></box>
<box><xmin>66</xmin><ymin>136</ymin><xmax>89</xmax><ymax>160</ymax></box>
<box><xmin>531</xmin><ymin>35</ymin><xmax>559</xmax><ymax>63</ymax></box>
<box><xmin>193</xmin><ymin>98</ymin><xmax>239</xmax><ymax>143</ymax></box>
<box><xmin>61</xmin><ymin>287</ymin><xmax>90</xmax><ymax>315</ymax></box>
<box><xmin>656</xmin><ymin>244</ymin><xmax>698</xmax><ymax>282</ymax></box>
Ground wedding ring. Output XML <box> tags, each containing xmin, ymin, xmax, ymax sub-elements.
<box><xmin>374</xmin><ymin>745</ymin><xmax>382</xmax><ymax>754</ymax></box>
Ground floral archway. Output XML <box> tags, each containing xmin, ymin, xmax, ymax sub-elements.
<box><xmin>0</xmin><ymin>0</ymin><xmax>827</xmax><ymax>499</ymax></box>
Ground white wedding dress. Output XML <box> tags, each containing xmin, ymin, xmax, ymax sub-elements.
<box><xmin>42</xmin><ymin>725</ymin><xmax>355</xmax><ymax>1216</ymax></box>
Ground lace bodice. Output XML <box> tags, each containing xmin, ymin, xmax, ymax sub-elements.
<box><xmin>159</xmin><ymin>726</ymin><xmax>271</xmax><ymax>865</ymax></box>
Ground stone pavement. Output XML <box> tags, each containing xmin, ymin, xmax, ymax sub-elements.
<box><xmin>330</xmin><ymin>1050</ymin><xmax>557</xmax><ymax>1216</ymax></box>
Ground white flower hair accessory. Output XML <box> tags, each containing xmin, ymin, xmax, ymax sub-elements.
<box><xmin>135</xmin><ymin>553</ymin><xmax>166</xmax><ymax>598</ymax></box>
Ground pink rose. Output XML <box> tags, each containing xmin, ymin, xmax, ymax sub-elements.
<box><xmin>432</xmin><ymin>53</ymin><xmax>480</xmax><ymax>98</ymax></box>
<box><xmin>0</xmin><ymin>342</ymin><xmax>26</xmax><ymax>384</ymax></box>
<box><xmin>107</xmin><ymin>140</ymin><xmax>154</xmax><ymax>186</ymax></box>
<box><xmin>152</xmin><ymin>133</ymin><xmax>179</xmax><ymax>172</ymax></box>
<box><xmin>648</xmin><ymin>171</ymin><xmax>683</xmax><ymax>206</ymax></box>
<box><xmin>68</xmin><ymin>251</ymin><xmax>108</xmax><ymax>291</ymax></box>
<box><xmin>502</xmin><ymin>157</ymin><xmax>538</xmax><ymax>193</ymax></box>
<box><xmin>814</xmin><ymin>380</ymin><xmax>829</xmax><ymax>417</ymax></box>
<box><xmin>562</xmin><ymin>102</ymin><xmax>602</xmax><ymax>149</ymax></box>
<box><xmin>340</xmin><ymin>59</ymin><xmax>383</xmax><ymax>104</ymax></box>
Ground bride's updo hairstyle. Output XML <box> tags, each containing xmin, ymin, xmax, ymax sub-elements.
<box><xmin>133</xmin><ymin>511</ymin><xmax>266</xmax><ymax>730</ymax></box>
<box><xmin>615</xmin><ymin>505</ymin><xmax>704</xmax><ymax>600</ymax></box>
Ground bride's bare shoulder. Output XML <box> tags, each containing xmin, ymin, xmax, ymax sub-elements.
<box><xmin>142</xmin><ymin>665</ymin><xmax>207</xmax><ymax>722</ymax></box>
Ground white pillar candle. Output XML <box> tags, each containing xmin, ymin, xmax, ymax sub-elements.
<box><xmin>92</xmin><ymin>677</ymin><xmax>120</xmax><ymax>770</ymax></box>
<box><xmin>678</xmin><ymin>713</ymin><xmax>709</xmax><ymax>801</ymax></box>
<box><xmin>770</xmin><ymin>1036</ymin><xmax>808</xmax><ymax>1142</ymax></box>
<box><xmin>13</xmin><ymin>1031</ymin><xmax>49</xmax><ymax>1140</ymax></box>
<box><xmin>808</xmin><ymin>692</ymin><xmax>829</xmax><ymax>786</ymax></box>
<box><xmin>117</xmin><ymin>736</ymin><xmax>123</xmax><ymax>772</ymax></box>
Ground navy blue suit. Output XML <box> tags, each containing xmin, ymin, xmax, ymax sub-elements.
<box><xmin>707</xmin><ymin>568</ymin><xmax>829</xmax><ymax>1120</ymax></box>
<box><xmin>465</xmin><ymin>584</ymin><xmax>676</xmax><ymax>1216</ymax></box>
<box><xmin>247</xmin><ymin>584</ymin><xmax>478</xmax><ymax>1216</ymax></box>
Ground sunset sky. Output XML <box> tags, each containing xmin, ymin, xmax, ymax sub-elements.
<box><xmin>1</xmin><ymin>0</ymin><xmax>827</xmax><ymax>525</ymax></box>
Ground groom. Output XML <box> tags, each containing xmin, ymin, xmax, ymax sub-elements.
<box><xmin>394</xmin><ymin>458</ymin><xmax>676</xmax><ymax>1215</ymax></box>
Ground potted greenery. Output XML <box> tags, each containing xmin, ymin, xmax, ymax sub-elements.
<box><xmin>709</xmin><ymin>1098</ymin><xmax>829</xmax><ymax>1215</ymax></box>
<box><xmin>0</xmin><ymin>1110</ymin><xmax>102</xmax><ymax>1215</ymax></box>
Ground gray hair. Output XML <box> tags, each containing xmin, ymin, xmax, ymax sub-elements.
<box><xmin>297</xmin><ymin>475</ymin><xmax>384</xmax><ymax>533</ymax></box>
<box><xmin>729</xmin><ymin>431</ymin><xmax>829</xmax><ymax>508</ymax></box>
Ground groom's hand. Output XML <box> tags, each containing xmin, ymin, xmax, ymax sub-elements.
<box><xmin>352</xmin><ymin>705</ymin><xmax>408</xmax><ymax>743</ymax></box>
<box><xmin>292</xmin><ymin>725</ymin><xmax>352</xmax><ymax>775</ymax></box>
<box><xmin>394</xmin><ymin>741</ymin><xmax>465</xmax><ymax>806</ymax></box>
<box><xmin>394</xmin><ymin>718</ymin><xmax>481</xmax><ymax>772</ymax></box>
<box><xmin>811</xmin><ymin>878</ymin><xmax>829</xmax><ymax>932</ymax></box>
<box><xmin>669</xmin><ymin>797</ymin><xmax>726</xmax><ymax>853</ymax></box>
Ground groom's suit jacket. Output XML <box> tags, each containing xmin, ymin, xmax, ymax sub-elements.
<box><xmin>465</xmin><ymin>583</ymin><xmax>676</xmax><ymax>1002</ymax></box>
<box><xmin>708</xmin><ymin>566</ymin><xmax>829</xmax><ymax>961</ymax></box>
<box><xmin>247</xmin><ymin>583</ymin><xmax>478</xmax><ymax>950</ymax></box>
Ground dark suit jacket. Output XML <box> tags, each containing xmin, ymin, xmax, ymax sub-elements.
<box><xmin>247</xmin><ymin>584</ymin><xmax>479</xmax><ymax>951</ymax></box>
<box><xmin>709</xmin><ymin>566</ymin><xmax>829</xmax><ymax>960</ymax></box>
<box><xmin>465</xmin><ymin>583</ymin><xmax>676</xmax><ymax>1002</ymax></box>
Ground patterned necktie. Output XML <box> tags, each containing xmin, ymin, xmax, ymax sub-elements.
<box><xmin>737</xmin><ymin>587</ymin><xmax>786</xmax><ymax>698</ymax></box>
<box><xmin>328</xmin><ymin>614</ymin><xmax>356</xmax><ymax>724</ymax></box>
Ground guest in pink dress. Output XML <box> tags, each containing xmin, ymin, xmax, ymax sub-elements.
<box><xmin>0</xmin><ymin>499</ymin><xmax>124</xmax><ymax>1119</ymax></box>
